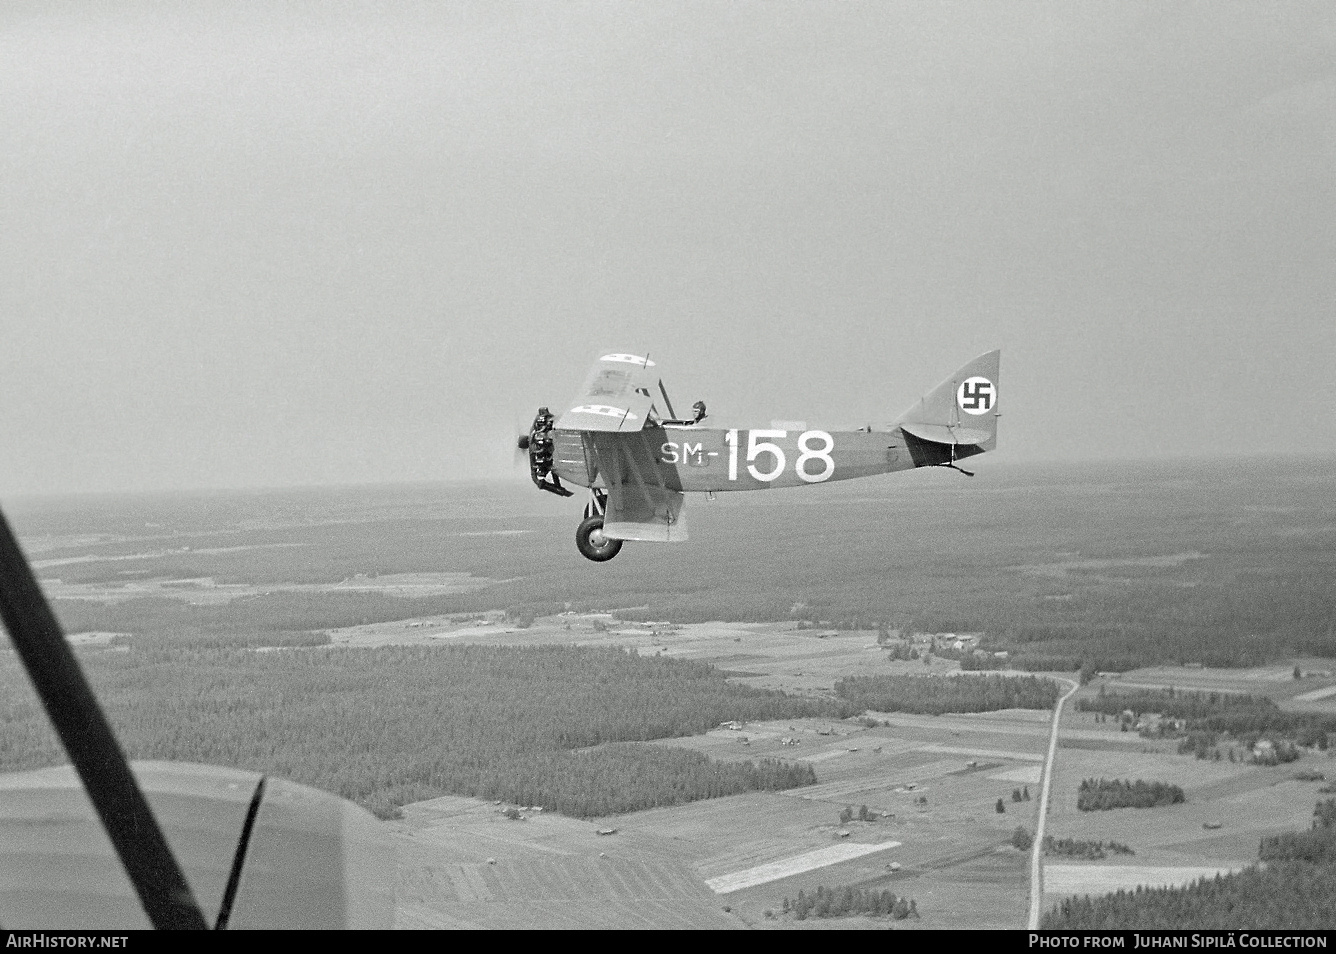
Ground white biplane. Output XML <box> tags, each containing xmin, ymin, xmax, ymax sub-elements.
<box><xmin>520</xmin><ymin>350</ymin><xmax>1001</xmax><ymax>561</ymax></box>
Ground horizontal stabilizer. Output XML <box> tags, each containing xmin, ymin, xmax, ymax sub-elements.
<box><xmin>899</xmin><ymin>423</ymin><xmax>993</xmax><ymax>447</ymax></box>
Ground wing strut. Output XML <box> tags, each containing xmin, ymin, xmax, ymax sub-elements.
<box><xmin>617</xmin><ymin>434</ymin><xmax>662</xmax><ymax>515</ymax></box>
<box><xmin>0</xmin><ymin>510</ymin><xmax>209</xmax><ymax>930</ymax></box>
<box><xmin>657</xmin><ymin>379</ymin><xmax>677</xmax><ymax>421</ymax></box>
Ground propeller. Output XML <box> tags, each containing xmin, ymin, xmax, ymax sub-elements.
<box><xmin>512</xmin><ymin>411</ymin><xmax>534</xmax><ymax>470</ymax></box>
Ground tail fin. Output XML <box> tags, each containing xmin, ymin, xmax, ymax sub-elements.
<box><xmin>894</xmin><ymin>350</ymin><xmax>1001</xmax><ymax>455</ymax></box>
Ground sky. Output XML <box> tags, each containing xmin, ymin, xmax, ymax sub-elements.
<box><xmin>2</xmin><ymin>1</ymin><xmax>1333</xmax><ymax>495</ymax></box>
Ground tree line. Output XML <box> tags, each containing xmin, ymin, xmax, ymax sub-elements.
<box><xmin>1043</xmin><ymin>836</ymin><xmax>1135</xmax><ymax>860</ymax></box>
<box><xmin>784</xmin><ymin>886</ymin><xmax>918</xmax><ymax>921</ymax></box>
<box><xmin>1077</xmin><ymin>778</ymin><xmax>1185</xmax><ymax>811</ymax></box>
<box><xmin>1078</xmin><ymin>686</ymin><xmax>1276</xmax><ymax>722</ymax></box>
<box><xmin>834</xmin><ymin>673</ymin><xmax>1061</xmax><ymax>715</ymax></box>
<box><xmin>1084</xmin><ymin>686</ymin><xmax>1336</xmax><ymax>752</ymax></box>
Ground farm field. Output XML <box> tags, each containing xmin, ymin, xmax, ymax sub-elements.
<box><xmin>393</xmin><ymin>760</ymin><xmax>1032</xmax><ymax>929</ymax></box>
<box><xmin>353</xmin><ymin>614</ymin><xmax>1049</xmax><ymax>928</ymax></box>
<box><xmin>378</xmin><ymin>618</ymin><xmax>1336</xmax><ymax>928</ymax></box>
<box><xmin>391</xmin><ymin>795</ymin><xmax>740</xmax><ymax>930</ymax></box>
<box><xmin>387</xmin><ymin>649</ymin><xmax>1049</xmax><ymax>930</ymax></box>
<box><xmin>1038</xmin><ymin>677</ymin><xmax>1336</xmax><ymax>912</ymax></box>
<box><xmin>1044</xmin><ymin>864</ymin><xmax>1246</xmax><ymax>897</ymax></box>
<box><xmin>1098</xmin><ymin>665</ymin><xmax>1336</xmax><ymax>713</ymax></box>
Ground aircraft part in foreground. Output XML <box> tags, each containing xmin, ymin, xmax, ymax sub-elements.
<box><xmin>0</xmin><ymin>509</ymin><xmax>395</xmax><ymax>930</ymax></box>
<box><xmin>0</xmin><ymin>763</ymin><xmax>394</xmax><ymax>929</ymax></box>
<box><xmin>521</xmin><ymin>350</ymin><xmax>1001</xmax><ymax>561</ymax></box>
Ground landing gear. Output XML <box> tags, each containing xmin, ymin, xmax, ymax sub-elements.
<box><xmin>577</xmin><ymin>516</ymin><xmax>622</xmax><ymax>562</ymax></box>
<box><xmin>577</xmin><ymin>491</ymin><xmax>622</xmax><ymax>562</ymax></box>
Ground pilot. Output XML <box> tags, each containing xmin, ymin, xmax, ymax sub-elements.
<box><xmin>691</xmin><ymin>401</ymin><xmax>707</xmax><ymax>424</ymax></box>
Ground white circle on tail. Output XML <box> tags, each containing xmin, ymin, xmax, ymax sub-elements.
<box><xmin>957</xmin><ymin>376</ymin><xmax>996</xmax><ymax>415</ymax></box>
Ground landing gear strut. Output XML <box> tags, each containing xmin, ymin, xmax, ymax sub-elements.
<box><xmin>576</xmin><ymin>491</ymin><xmax>622</xmax><ymax>562</ymax></box>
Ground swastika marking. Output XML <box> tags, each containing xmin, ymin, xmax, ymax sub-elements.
<box><xmin>957</xmin><ymin>376</ymin><xmax>995</xmax><ymax>416</ymax></box>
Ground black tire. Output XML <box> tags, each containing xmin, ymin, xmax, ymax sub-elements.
<box><xmin>576</xmin><ymin>515</ymin><xmax>623</xmax><ymax>562</ymax></box>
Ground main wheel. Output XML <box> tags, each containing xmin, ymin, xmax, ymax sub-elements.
<box><xmin>576</xmin><ymin>515</ymin><xmax>623</xmax><ymax>562</ymax></box>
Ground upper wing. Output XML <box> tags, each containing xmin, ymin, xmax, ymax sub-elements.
<box><xmin>555</xmin><ymin>353</ymin><xmax>658</xmax><ymax>433</ymax></box>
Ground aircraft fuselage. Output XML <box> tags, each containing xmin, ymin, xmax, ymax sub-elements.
<box><xmin>550</xmin><ymin>424</ymin><xmax>972</xmax><ymax>494</ymax></box>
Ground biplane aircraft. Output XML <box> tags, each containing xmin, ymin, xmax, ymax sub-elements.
<box><xmin>519</xmin><ymin>350</ymin><xmax>1001</xmax><ymax>561</ymax></box>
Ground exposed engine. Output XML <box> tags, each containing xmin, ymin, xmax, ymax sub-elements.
<box><xmin>519</xmin><ymin>407</ymin><xmax>573</xmax><ymax>497</ymax></box>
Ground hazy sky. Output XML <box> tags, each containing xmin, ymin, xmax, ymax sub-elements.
<box><xmin>2</xmin><ymin>2</ymin><xmax>1333</xmax><ymax>495</ymax></box>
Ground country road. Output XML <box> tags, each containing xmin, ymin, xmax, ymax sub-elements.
<box><xmin>1027</xmin><ymin>677</ymin><xmax>1080</xmax><ymax>930</ymax></box>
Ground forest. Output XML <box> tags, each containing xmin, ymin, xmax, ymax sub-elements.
<box><xmin>1076</xmin><ymin>778</ymin><xmax>1185</xmax><ymax>811</ymax></box>
<box><xmin>1044</xmin><ymin>798</ymin><xmax>1336</xmax><ymax>929</ymax></box>
<box><xmin>1078</xmin><ymin>686</ymin><xmax>1276</xmax><ymax>722</ymax></box>
<box><xmin>0</xmin><ymin>643</ymin><xmax>847</xmax><ymax>818</ymax></box>
<box><xmin>834</xmin><ymin>673</ymin><xmax>1061</xmax><ymax>714</ymax></box>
